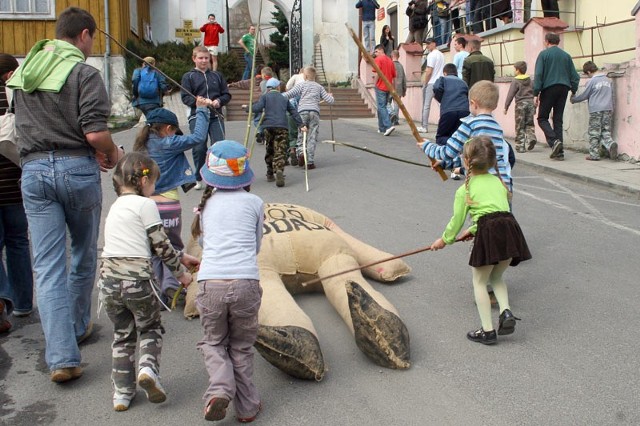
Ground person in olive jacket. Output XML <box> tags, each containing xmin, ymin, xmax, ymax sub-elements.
<box><xmin>462</xmin><ymin>39</ymin><xmax>495</xmax><ymax>88</ymax></box>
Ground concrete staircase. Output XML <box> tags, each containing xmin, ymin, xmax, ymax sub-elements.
<box><xmin>225</xmin><ymin>86</ymin><xmax>375</xmax><ymax>121</ymax></box>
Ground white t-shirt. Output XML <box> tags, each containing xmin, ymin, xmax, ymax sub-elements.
<box><xmin>102</xmin><ymin>194</ymin><xmax>162</xmax><ymax>259</ymax></box>
<box><xmin>426</xmin><ymin>49</ymin><xmax>445</xmax><ymax>85</ymax></box>
<box><xmin>198</xmin><ymin>189</ymin><xmax>264</xmax><ymax>281</ymax></box>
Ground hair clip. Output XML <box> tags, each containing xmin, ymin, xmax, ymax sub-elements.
<box><xmin>141</xmin><ymin>168</ymin><xmax>150</xmax><ymax>176</ymax></box>
<box><xmin>193</xmin><ymin>207</ymin><xmax>201</xmax><ymax>216</ymax></box>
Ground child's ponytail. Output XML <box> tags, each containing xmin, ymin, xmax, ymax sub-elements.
<box><xmin>190</xmin><ymin>186</ymin><xmax>215</xmax><ymax>238</ymax></box>
<box><xmin>133</xmin><ymin>123</ymin><xmax>165</xmax><ymax>152</ymax></box>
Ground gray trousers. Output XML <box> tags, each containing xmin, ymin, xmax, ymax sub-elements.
<box><xmin>99</xmin><ymin>278</ymin><xmax>163</xmax><ymax>397</ymax></box>
<box><xmin>296</xmin><ymin>111</ymin><xmax>320</xmax><ymax>164</ymax></box>
<box><xmin>196</xmin><ymin>279</ymin><xmax>262</xmax><ymax>418</ymax></box>
<box><xmin>422</xmin><ymin>83</ymin><xmax>435</xmax><ymax>129</ymax></box>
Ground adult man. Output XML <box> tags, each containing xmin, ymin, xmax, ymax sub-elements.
<box><xmin>462</xmin><ymin>39</ymin><xmax>495</xmax><ymax>89</ymax></box>
<box><xmin>405</xmin><ymin>0</ymin><xmax>429</xmax><ymax>43</ymax></box>
<box><xmin>373</xmin><ymin>44</ymin><xmax>396</xmax><ymax>136</ymax></box>
<box><xmin>388</xmin><ymin>50</ymin><xmax>406</xmax><ymax>125</ymax></box>
<box><xmin>533</xmin><ymin>32</ymin><xmax>579</xmax><ymax>160</ymax></box>
<box><xmin>418</xmin><ymin>37</ymin><xmax>444</xmax><ymax>134</ymax></box>
<box><xmin>541</xmin><ymin>0</ymin><xmax>560</xmax><ymax>18</ymax></box>
<box><xmin>200</xmin><ymin>14</ymin><xmax>225</xmax><ymax>71</ymax></box>
<box><xmin>355</xmin><ymin>0</ymin><xmax>380</xmax><ymax>53</ymax></box>
<box><xmin>181</xmin><ymin>46</ymin><xmax>231</xmax><ymax>189</ymax></box>
<box><xmin>452</xmin><ymin>36</ymin><xmax>469</xmax><ymax>79</ymax></box>
<box><xmin>239</xmin><ymin>25</ymin><xmax>256</xmax><ymax>80</ymax></box>
<box><xmin>7</xmin><ymin>7</ymin><xmax>123</xmax><ymax>382</ymax></box>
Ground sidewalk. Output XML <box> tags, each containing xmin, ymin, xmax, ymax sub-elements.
<box><xmin>161</xmin><ymin>93</ymin><xmax>640</xmax><ymax>197</ymax></box>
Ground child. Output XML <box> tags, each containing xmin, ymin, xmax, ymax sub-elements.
<box><xmin>132</xmin><ymin>101</ymin><xmax>209</xmax><ymax>303</ymax></box>
<box><xmin>191</xmin><ymin>140</ymin><xmax>264</xmax><ymax>423</ymax></box>
<box><xmin>418</xmin><ymin>80</ymin><xmax>513</xmax><ymax>193</ymax></box>
<box><xmin>433</xmin><ymin>63</ymin><xmax>469</xmax><ymax>147</ymax></box>
<box><xmin>253</xmin><ymin>66</ymin><xmax>274</xmax><ymax>145</ymax></box>
<box><xmin>283</xmin><ymin>66</ymin><xmax>334</xmax><ymax>169</ymax></box>
<box><xmin>99</xmin><ymin>152</ymin><xmax>198</xmax><ymax>411</ymax></box>
<box><xmin>429</xmin><ymin>137</ymin><xmax>531</xmax><ymax>345</ymax></box>
<box><xmin>504</xmin><ymin>61</ymin><xmax>537</xmax><ymax>153</ymax></box>
<box><xmin>570</xmin><ymin>61</ymin><xmax>618</xmax><ymax>161</ymax></box>
<box><xmin>251</xmin><ymin>78</ymin><xmax>306</xmax><ymax>187</ymax></box>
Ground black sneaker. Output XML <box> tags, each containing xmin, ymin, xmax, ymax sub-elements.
<box><xmin>498</xmin><ymin>309</ymin><xmax>520</xmax><ymax>335</ymax></box>
<box><xmin>467</xmin><ymin>328</ymin><xmax>497</xmax><ymax>345</ymax></box>
<box><xmin>609</xmin><ymin>142</ymin><xmax>618</xmax><ymax>160</ymax></box>
<box><xmin>275</xmin><ymin>170</ymin><xmax>285</xmax><ymax>187</ymax></box>
<box><xmin>550</xmin><ymin>139</ymin><xmax>563</xmax><ymax>158</ymax></box>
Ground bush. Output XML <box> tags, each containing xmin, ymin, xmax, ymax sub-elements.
<box><xmin>122</xmin><ymin>40</ymin><xmax>244</xmax><ymax>97</ymax></box>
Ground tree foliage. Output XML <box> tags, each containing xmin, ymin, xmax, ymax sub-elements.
<box><xmin>267</xmin><ymin>6</ymin><xmax>289</xmax><ymax>69</ymax></box>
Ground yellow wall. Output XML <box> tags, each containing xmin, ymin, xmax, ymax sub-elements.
<box><xmin>0</xmin><ymin>0</ymin><xmax>151</xmax><ymax>56</ymax></box>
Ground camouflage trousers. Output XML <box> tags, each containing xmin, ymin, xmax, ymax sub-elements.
<box><xmin>99</xmin><ymin>277</ymin><xmax>164</xmax><ymax>396</ymax></box>
<box><xmin>296</xmin><ymin>111</ymin><xmax>320</xmax><ymax>164</ymax></box>
<box><xmin>263</xmin><ymin>127</ymin><xmax>289</xmax><ymax>176</ymax></box>
<box><xmin>514</xmin><ymin>101</ymin><xmax>537</xmax><ymax>150</ymax></box>
<box><xmin>588</xmin><ymin>110</ymin><xmax>615</xmax><ymax>159</ymax></box>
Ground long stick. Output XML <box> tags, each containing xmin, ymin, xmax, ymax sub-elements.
<box><xmin>96</xmin><ymin>27</ymin><xmax>224</xmax><ymax>119</ymax></box>
<box><xmin>322</xmin><ymin>140</ymin><xmax>429</xmax><ymax>168</ymax></box>
<box><xmin>243</xmin><ymin>1</ymin><xmax>264</xmax><ymax>147</ymax></box>
<box><xmin>302</xmin><ymin>131</ymin><xmax>309</xmax><ymax>192</ymax></box>
<box><xmin>327</xmin><ymin>80</ymin><xmax>336</xmax><ymax>151</ymax></box>
<box><xmin>303</xmin><ymin>245</ymin><xmax>432</xmax><ymax>286</ymax></box>
<box><xmin>344</xmin><ymin>23</ymin><xmax>447</xmax><ymax>181</ymax></box>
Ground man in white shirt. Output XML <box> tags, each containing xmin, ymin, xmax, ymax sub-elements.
<box><xmin>418</xmin><ymin>37</ymin><xmax>444</xmax><ymax>134</ymax></box>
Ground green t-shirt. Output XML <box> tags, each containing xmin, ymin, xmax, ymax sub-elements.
<box><xmin>241</xmin><ymin>33</ymin><xmax>255</xmax><ymax>55</ymax></box>
<box><xmin>442</xmin><ymin>173</ymin><xmax>510</xmax><ymax>245</ymax></box>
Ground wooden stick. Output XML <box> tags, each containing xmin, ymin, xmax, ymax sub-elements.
<box><xmin>327</xmin><ymin>80</ymin><xmax>336</xmax><ymax>151</ymax></box>
<box><xmin>243</xmin><ymin>1</ymin><xmax>264</xmax><ymax>147</ymax></box>
<box><xmin>322</xmin><ymin>140</ymin><xmax>430</xmax><ymax>168</ymax></box>
<box><xmin>302</xmin><ymin>131</ymin><xmax>309</xmax><ymax>192</ymax></box>
<box><xmin>302</xmin><ymin>245</ymin><xmax>432</xmax><ymax>286</ymax></box>
<box><xmin>344</xmin><ymin>23</ymin><xmax>447</xmax><ymax>181</ymax></box>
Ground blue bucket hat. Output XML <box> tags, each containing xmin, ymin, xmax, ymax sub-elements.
<box><xmin>200</xmin><ymin>140</ymin><xmax>255</xmax><ymax>189</ymax></box>
<box><xmin>145</xmin><ymin>108</ymin><xmax>184</xmax><ymax>135</ymax></box>
<box><xmin>266</xmin><ymin>78</ymin><xmax>280</xmax><ymax>89</ymax></box>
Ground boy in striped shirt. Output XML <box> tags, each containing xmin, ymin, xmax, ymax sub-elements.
<box><xmin>418</xmin><ymin>81</ymin><xmax>513</xmax><ymax>192</ymax></box>
<box><xmin>283</xmin><ymin>66</ymin><xmax>334</xmax><ymax>169</ymax></box>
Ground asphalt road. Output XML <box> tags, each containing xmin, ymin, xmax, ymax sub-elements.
<box><xmin>2</xmin><ymin>118</ymin><xmax>640</xmax><ymax>425</ymax></box>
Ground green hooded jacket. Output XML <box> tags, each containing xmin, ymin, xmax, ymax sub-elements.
<box><xmin>6</xmin><ymin>39</ymin><xmax>84</xmax><ymax>93</ymax></box>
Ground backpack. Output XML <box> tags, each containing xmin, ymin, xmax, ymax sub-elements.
<box><xmin>137</xmin><ymin>67</ymin><xmax>159</xmax><ymax>99</ymax></box>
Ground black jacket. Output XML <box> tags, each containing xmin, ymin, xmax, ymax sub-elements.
<box><xmin>181</xmin><ymin>68</ymin><xmax>231</xmax><ymax>120</ymax></box>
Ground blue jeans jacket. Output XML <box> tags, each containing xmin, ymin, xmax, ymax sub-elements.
<box><xmin>147</xmin><ymin>107</ymin><xmax>210</xmax><ymax>194</ymax></box>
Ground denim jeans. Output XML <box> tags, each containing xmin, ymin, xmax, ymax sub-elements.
<box><xmin>375</xmin><ymin>88</ymin><xmax>392</xmax><ymax>133</ymax></box>
<box><xmin>362</xmin><ymin>20</ymin><xmax>375</xmax><ymax>53</ymax></box>
<box><xmin>439</xmin><ymin>17</ymin><xmax>451</xmax><ymax>45</ymax></box>
<box><xmin>196</xmin><ymin>279</ymin><xmax>262</xmax><ymax>418</ymax></box>
<box><xmin>191</xmin><ymin>115</ymin><xmax>225</xmax><ymax>181</ymax></box>
<box><xmin>242</xmin><ymin>52</ymin><xmax>253</xmax><ymax>81</ymax></box>
<box><xmin>21</xmin><ymin>154</ymin><xmax>101</xmax><ymax>370</ymax></box>
<box><xmin>421</xmin><ymin>83</ymin><xmax>435</xmax><ymax>129</ymax></box>
<box><xmin>0</xmin><ymin>203</ymin><xmax>33</xmax><ymax>313</ymax></box>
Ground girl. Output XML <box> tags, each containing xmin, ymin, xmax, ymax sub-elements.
<box><xmin>379</xmin><ymin>25</ymin><xmax>395</xmax><ymax>57</ymax></box>
<box><xmin>133</xmin><ymin>99</ymin><xmax>209</xmax><ymax>303</ymax></box>
<box><xmin>191</xmin><ymin>140</ymin><xmax>264</xmax><ymax>423</ymax></box>
<box><xmin>99</xmin><ymin>152</ymin><xmax>198</xmax><ymax>411</ymax></box>
<box><xmin>430</xmin><ymin>137</ymin><xmax>531</xmax><ymax>345</ymax></box>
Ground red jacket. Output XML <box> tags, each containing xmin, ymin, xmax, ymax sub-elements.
<box><xmin>374</xmin><ymin>54</ymin><xmax>396</xmax><ymax>91</ymax></box>
<box><xmin>200</xmin><ymin>22</ymin><xmax>225</xmax><ymax>47</ymax></box>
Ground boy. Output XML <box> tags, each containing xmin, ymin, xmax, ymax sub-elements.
<box><xmin>251</xmin><ymin>78</ymin><xmax>306</xmax><ymax>187</ymax></box>
<box><xmin>570</xmin><ymin>61</ymin><xmax>618</xmax><ymax>161</ymax></box>
<box><xmin>387</xmin><ymin>50</ymin><xmax>406</xmax><ymax>126</ymax></box>
<box><xmin>418</xmin><ymin>80</ymin><xmax>513</xmax><ymax>192</ymax></box>
<box><xmin>433</xmin><ymin>63</ymin><xmax>469</xmax><ymax>180</ymax></box>
<box><xmin>504</xmin><ymin>61</ymin><xmax>537</xmax><ymax>153</ymax></box>
<box><xmin>199</xmin><ymin>14</ymin><xmax>225</xmax><ymax>71</ymax></box>
<box><xmin>253</xmin><ymin>66</ymin><xmax>274</xmax><ymax>145</ymax></box>
<box><xmin>283</xmin><ymin>66</ymin><xmax>334</xmax><ymax>169</ymax></box>
<box><xmin>181</xmin><ymin>46</ymin><xmax>230</xmax><ymax>189</ymax></box>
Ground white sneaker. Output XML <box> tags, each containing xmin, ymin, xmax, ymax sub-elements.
<box><xmin>113</xmin><ymin>392</ymin><xmax>135</xmax><ymax>411</ymax></box>
<box><xmin>451</xmin><ymin>171</ymin><xmax>462</xmax><ymax>180</ymax></box>
<box><xmin>383</xmin><ymin>126</ymin><xmax>396</xmax><ymax>136</ymax></box>
<box><xmin>138</xmin><ymin>367</ymin><xmax>166</xmax><ymax>403</ymax></box>
<box><xmin>194</xmin><ymin>181</ymin><xmax>204</xmax><ymax>190</ymax></box>
<box><xmin>416</xmin><ymin>126</ymin><xmax>427</xmax><ymax>133</ymax></box>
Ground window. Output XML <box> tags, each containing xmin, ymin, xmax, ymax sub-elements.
<box><xmin>0</xmin><ymin>0</ymin><xmax>55</xmax><ymax>19</ymax></box>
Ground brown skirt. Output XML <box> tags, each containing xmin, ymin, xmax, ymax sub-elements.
<box><xmin>469</xmin><ymin>212</ymin><xmax>532</xmax><ymax>267</ymax></box>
